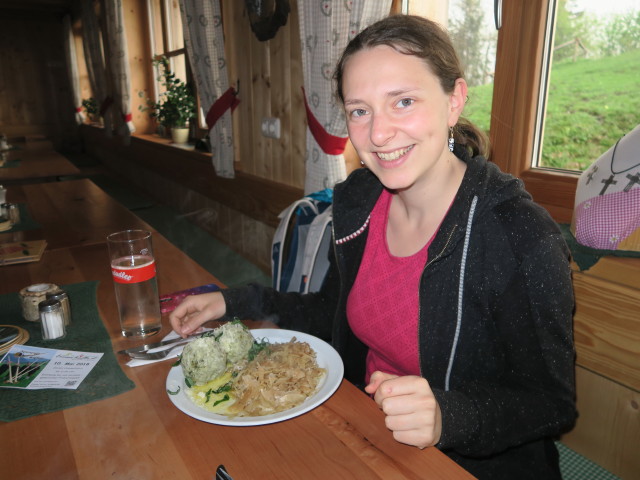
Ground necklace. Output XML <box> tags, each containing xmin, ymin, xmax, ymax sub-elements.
<box><xmin>610</xmin><ymin>135</ymin><xmax>640</xmax><ymax>175</ymax></box>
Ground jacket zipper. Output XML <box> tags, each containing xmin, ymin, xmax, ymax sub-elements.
<box><xmin>417</xmin><ymin>224</ymin><xmax>458</xmax><ymax>379</ymax></box>
<box><xmin>331</xmin><ymin>222</ymin><xmax>346</xmax><ymax>341</ymax></box>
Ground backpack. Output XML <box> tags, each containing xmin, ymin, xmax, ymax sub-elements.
<box><xmin>271</xmin><ymin>189</ymin><xmax>333</xmax><ymax>294</ymax></box>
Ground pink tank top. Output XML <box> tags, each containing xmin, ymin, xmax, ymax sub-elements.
<box><xmin>347</xmin><ymin>189</ymin><xmax>431</xmax><ymax>384</ymax></box>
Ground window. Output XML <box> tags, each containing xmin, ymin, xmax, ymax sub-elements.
<box><xmin>147</xmin><ymin>0</ymin><xmax>187</xmax><ymax>91</ymax></box>
<box><xmin>536</xmin><ymin>0</ymin><xmax>640</xmax><ymax>172</ymax></box>
<box><xmin>492</xmin><ymin>0</ymin><xmax>639</xmax><ymax>222</ymax></box>
<box><xmin>405</xmin><ymin>0</ymin><xmax>639</xmax><ymax>223</ymax></box>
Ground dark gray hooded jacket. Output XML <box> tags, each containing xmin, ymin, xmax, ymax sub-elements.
<box><xmin>223</xmin><ymin>148</ymin><xmax>576</xmax><ymax>479</ymax></box>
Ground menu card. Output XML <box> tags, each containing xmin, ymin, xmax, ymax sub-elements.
<box><xmin>0</xmin><ymin>240</ymin><xmax>47</xmax><ymax>265</ymax></box>
<box><xmin>0</xmin><ymin>344</ymin><xmax>103</xmax><ymax>390</ymax></box>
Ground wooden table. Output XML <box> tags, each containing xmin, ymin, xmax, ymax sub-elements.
<box><xmin>0</xmin><ymin>188</ymin><xmax>474</xmax><ymax>479</ymax></box>
<box><xmin>0</xmin><ymin>179</ymin><xmax>151</xmax><ymax>249</ymax></box>
<box><xmin>0</xmin><ymin>141</ymin><xmax>80</xmax><ymax>184</ymax></box>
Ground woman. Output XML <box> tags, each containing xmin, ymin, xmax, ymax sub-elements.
<box><xmin>170</xmin><ymin>15</ymin><xmax>576</xmax><ymax>479</ymax></box>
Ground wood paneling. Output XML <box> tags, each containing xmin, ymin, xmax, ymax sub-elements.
<box><xmin>561</xmin><ymin>367</ymin><xmax>640</xmax><ymax>479</ymax></box>
<box><xmin>0</xmin><ymin>11</ymin><xmax>78</xmax><ymax>147</ymax></box>
<box><xmin>83</xmin><ymin>127</ymin><xmax>301</xmax><ymax>228</ymax></box>
<box><xmin>573</xmin><ymin>268</ymin><xmax>640</xmax><ymax>391</ymax></box>
<box><xmin>82</xmin><ymin>125</ymin><xmax>301</xmax><ymax>272</ymax></box>
<box><xmin>563</xmin><ymin>256</ymin><xmax>640</xmax><ymax>479</ymax></box>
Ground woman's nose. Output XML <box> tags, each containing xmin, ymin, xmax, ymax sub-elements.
<box><xmin>369</xmin><ymin>112</ymin><xmax>395</xmax><ymax>146</ymax></box>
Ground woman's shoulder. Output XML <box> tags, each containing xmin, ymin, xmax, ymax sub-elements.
<box><xmin>334</xmin><ymin>168</ymin><xmax>382</xmax><ymax>204</ymax></box>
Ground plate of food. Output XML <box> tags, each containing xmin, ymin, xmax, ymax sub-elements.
<box><xmin>165</xmin><ymin>325</ymin><xmax>344</xmax><ymax>426</ymax></box>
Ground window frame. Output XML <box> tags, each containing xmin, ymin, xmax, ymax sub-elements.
<box><xmin>490</xmin><ymin>0</ymin><xmax>578</xmax><ymax>223</ymax></box>
<box><xmin>146</xmin><ymin>0</ymin><xmax>208</xmax><ymax>134</ymax></box>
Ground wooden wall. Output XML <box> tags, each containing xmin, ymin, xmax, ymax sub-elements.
<box><xmin>561</xmin><ymin>257</ymin><xmax>640</xmax><ymax>479</ymax></box>
<box><xmin>0</xmin><ymin>10</ymin><xmax>78</xmax><ymax>148</ymax></box>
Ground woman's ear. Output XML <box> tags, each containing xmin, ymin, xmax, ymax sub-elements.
<box><xmin>448</xmin><ymin>78</ymin><xmax>468</xmax><ymax>126</ymax></box>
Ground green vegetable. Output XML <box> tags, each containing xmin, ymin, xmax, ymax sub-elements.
<box><xmin>167</xmin><ymin>386</ymin><xmax>181</xmax><ymax>395</ymax></box>
<box><xmin>213</xmin><ymin>394</ymin><xmax>230</xmax><ymax>407</ymax></box>
<box><xmin>212</xmin><ymin>382</ymin><xmax>232</xmax><ymax>394</ymax></box>
<box><xmin>247</xmin><ymin>338</ymin><xmax>270</xmax><ymax>362</ymax></box>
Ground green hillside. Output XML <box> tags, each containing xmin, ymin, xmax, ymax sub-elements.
<box><xmin>464</xmin><ymin>49</ymin><xmax>640</xmax><ymax>170</ymax></box>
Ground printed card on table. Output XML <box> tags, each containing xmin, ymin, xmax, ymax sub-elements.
<box><xmin>0</xmin><ymin>344</ymin><xmax>103</xmax><ymax>390</ymax></box>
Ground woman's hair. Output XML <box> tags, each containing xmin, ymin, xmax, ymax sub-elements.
<box><xmin>334</xmin><ymin>14</ymin><xmax>489</xmax><ymax>158</ymax></box>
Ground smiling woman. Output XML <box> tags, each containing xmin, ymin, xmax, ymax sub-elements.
<box><xmin>167</xmin><ymin>14</ymin><xmax>577</xmax><ymax>480</ymax></box>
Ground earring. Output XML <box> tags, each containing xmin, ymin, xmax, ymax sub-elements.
<box><xmin>360</xmin><ymin>159</ymin><xmax>365</xmax><ymax>167</ymax></box>
<box><xmin>448</xmin><ymin>127</ymin><xmax>455</xmax><ymax>152</ymax></box>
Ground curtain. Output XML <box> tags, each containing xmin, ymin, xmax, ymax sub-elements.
<box><xmin>63</xmin><ymin>15</ymin><xmax>85</xmax><ymax>125</ymax></box>
<box><xmin>104</xmin><ymin>0</ymin><xmax>135</xmax><ymax>142</ymax></box>
<box><xmin>81</xmin><ymin>0</ymin><xmax>114</xmax><ymax>135</ymax></box>
<box><xmin>298</xmin><ymin>1</ymin><xmax>391</xmax><ymax>194</ymax></box>
<box><xmin>179</xmin><ymin>0</ymin><xmax>238</xmax><ymax>178</ymax></box>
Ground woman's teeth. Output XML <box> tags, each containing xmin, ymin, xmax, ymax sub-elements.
<box><xmin>376</xmin><ymin>145</ymin><xmax>413</xmax><ymax>161</ymax></box>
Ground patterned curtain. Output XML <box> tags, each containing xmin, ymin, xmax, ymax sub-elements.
<box><xmin>103</xmin><ymin>0</ymin><xmax>135</xmax><ymax>142</ymax></box>
<box><xmin>62</xmin><ymin>15</ymin><xmax>84</xmax><ymax>125</ymax></box>
<box><xmin>179</xmin><ymin>0</ymin><xmax>238</xmax><ymax>178</ymax></box>
<box><xmin>298</xmin><ymin>1</ymin><xmax>391</xmax><ymax>194</ymax></box>
<box><xmin>81</xmin><ymin>0</ymin><xmax>113</xmax><ymax>135</ymax></box>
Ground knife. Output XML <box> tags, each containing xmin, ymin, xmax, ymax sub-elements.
<box><xmin>116</xmin><ymin>335</ymin><xmax>196</xmax><ymax>355</ymax></box>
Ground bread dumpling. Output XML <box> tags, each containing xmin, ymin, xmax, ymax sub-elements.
<box><xmin>181</xmin><ymin>336</ymin><xmax>227</xmax><ymax>385</ymax></box>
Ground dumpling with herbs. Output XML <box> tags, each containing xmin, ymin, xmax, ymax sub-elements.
<box><xmin>215</xmin><ymin>321</ymin><xmax>255</xmax><ymax>363</ymax></box>
<box><xmin>181</xmin><ymin>336</ymin><xmax>227</xmax><ymax>385</ymax></box>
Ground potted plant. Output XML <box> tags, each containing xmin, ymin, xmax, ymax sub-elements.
<box><xmin>82</xmin><ymin>97</ymin><xmax>100</xmax><ymax>124</ymax></box>
<box><xmin>139</xmin><ymin>56</ymin><xmax>196</xmax><ymax>144</ymax></box>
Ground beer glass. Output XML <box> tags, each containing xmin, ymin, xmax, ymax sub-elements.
<box><xmin>107</xmin><ymin>230</ymin><xmax>161</xmax><ymax>337</ymax></box>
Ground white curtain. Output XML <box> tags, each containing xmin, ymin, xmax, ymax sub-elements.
<box><xmin>63</xmin><ymin>15</ymin><xmax>85</xmax><ymax>125</ymax></box>
<box><xmin>81</xmin><ymin>0</ymin><xmax>113</xmax><ymax>135</ymax></box>
<box><xmin>298</xmin><ymin>1</ymin><xmax>391</xmax><ymax>193</ymax></box>
<box><xmin>104</xmin><ymin>0</ymin><xmax>135</xmax><ymax>142</ymax></box>
<box><xmin>179</xmin><ymin>0</ymin><xmax>237</xmax><ymax>178</ymax></box>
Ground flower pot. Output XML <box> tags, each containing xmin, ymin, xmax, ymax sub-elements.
<box><xmin>171</xmin><ymin>126</ymin><xmax>189</xmax><ymax>144</ymax></box>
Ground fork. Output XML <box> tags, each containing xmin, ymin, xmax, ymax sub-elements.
<box><xmin>126</xmin><ymin>341</ymin><xmax>189</xmax><ymax>360</ymax></box>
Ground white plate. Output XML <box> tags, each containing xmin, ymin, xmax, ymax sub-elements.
<box><xmin>166</xmin><ymin>328</ymin><xmax>344</xmax><ymax>426</ymax></box>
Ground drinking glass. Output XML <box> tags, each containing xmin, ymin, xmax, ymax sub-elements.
<box><xmin>107</xmin><ymin>230</ymin><xmax>161</xmax><ymax>337</ymax></box>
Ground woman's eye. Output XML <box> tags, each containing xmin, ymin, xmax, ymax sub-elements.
<box><xmin>350</xmin><ymin>108</ymin><xmax>367</xmax><ymax>118</ymax></box>
<box><xmin>396</xmin><ymin>98</ymin><xmax>414</xmax><ymax>108</ymax></box>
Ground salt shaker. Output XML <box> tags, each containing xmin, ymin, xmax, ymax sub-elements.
<box><xmin>7</xmin><ymin>203</ymin><xmax>19</xmax><ymax>224</ymax></box>
<box><xmin>39</xmin><ymin>299</ymin><xmax>66</xmax><ymax>340</ymax></box>
<box><xmin>46</xmin><ymin>289</ymin><xmax>72</xmax><ymax>326</ymax></box>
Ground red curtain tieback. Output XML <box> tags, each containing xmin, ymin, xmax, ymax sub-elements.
<box><xmin>75</xmin><ymin>107</ymin><xmax>82</xmax><ymax>113</ymax></box>
<box><xmin>123</xmin><ymin>113</ymin><xmax>132</xmax><ymax>122</ymax></box>
<box><xmin>302</xmin><ymin>87</ymin><xmax>348</xmax><ymax>155</ymax></box>
<box><xmin>206</xmin><ymin>87</ymin><xmax>240</xmax><ymax>130</ymax></box>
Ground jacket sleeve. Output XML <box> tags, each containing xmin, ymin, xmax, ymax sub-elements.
<box><xmin>434</xmin><ymin>232</ymin><xmax>577</xmax><ymax>457</ymax></box>
<box><xmin>221</xmin><ymin>255</ymin><xmax>341</xmax><ymax>343</ymax></box>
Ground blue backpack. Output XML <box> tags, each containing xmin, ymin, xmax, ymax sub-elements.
<box><xmin>271</xmin><ymin>189</ymin><xmax>333</xmax><ymax>294</ymax></box>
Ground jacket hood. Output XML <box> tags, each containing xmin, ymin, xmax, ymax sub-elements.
<box><xmin>332</xmin><ymin>147</ymin><xmax>531</xmax><ymax>262</ymax></box>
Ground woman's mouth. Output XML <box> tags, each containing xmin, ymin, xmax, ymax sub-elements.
<box><xmin>376</xmin><ymin>145</ymin><xmax>414</xmax><ymax>161</ymax></box>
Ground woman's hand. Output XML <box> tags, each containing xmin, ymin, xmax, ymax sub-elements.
<box><xmin>168</xmin><ymin>291</ymin><xmax>226</xmax><ymax>338</ymax></box>
<box><xmin>365</xmin><ymin>371</ymin><xmax>442</xmax><ymax>449</ymax></box>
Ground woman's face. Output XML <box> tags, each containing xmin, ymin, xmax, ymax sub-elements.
<box><xmin>342</xmin><ymin>45</ymin><xmax>465</xmax><ymax>191</ymax></box>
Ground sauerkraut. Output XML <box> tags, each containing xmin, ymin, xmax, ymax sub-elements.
<box><xmin>227</xmin><ymin>338</ymin><xmax>325</xmax><ymax>417</ymax></box>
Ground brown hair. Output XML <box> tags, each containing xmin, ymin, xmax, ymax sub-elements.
<box><xmin>334</xmin><ymin>15</ymin><xmax>489</xmax><ymax>158</ymax></box>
